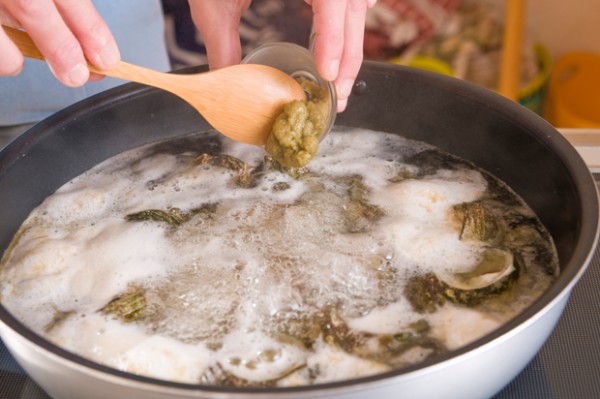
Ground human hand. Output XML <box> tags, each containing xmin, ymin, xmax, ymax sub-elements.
<box><xmin>306</xmin><ymin>0</ymin><xmax>377</xmax><ymax>112</ymax></box>
<box><xmin>189</xmin><ymin>0</ymin><xmax>374</xmax><ymax>113</ymax></box>
<box><xmin>0</xmin><ymin>0</ymin><xmax>120</xmax><ymax>87</ymax></box>
<box><xmin>187</xmin><ymin>0</ymin><xmax>252</xmax><ymax>70</ymax></box>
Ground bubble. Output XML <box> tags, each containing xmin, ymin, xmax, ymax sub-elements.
<box><xmin>0</xmin><ymin>128</ymin><xmax>558</xmax><ymax>386</ymax></box>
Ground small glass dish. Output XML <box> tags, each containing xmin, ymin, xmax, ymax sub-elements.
<box><xmin>242</xmin><ymin>42</ymin><xmax>337</xmax><ymax>141</ymax></box>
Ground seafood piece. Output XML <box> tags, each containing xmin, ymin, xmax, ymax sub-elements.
<box><xmin>405</xmin><ymin>247</ymin><xmax>519</xmax><ymax>312</ymax></box>
<box><xmin>323</xmin><ymin>311</ymin><xmax>446</xmax><ymax>368</ymax></box>
<box><xmin>200</xmin><ymin>361</ymin><xmax>306</xmax><ymax>388</ymax></box>
<box><xmin>453</xmin><ymin>202</ymin><xmax>502</xmax><ymax>243</ymax></box>
<box><xmin>502</xmin><ymin>212</ymin><xmax>560</xmax><ymax>276</ymax></box>
<box><xmin>272</xmin><ymin>182</ymin><xmax>291</xmax><ymax>192</ymax></box>
<box><xmin>440</xmin><ymin>247</ymin><xmax>515</xmax><ymax>291</ymax></box>
<box><xmin>343</xmin><ymin>201</ymin><xmax>385</xmax><ymax>233</ymax></box>
<box><xmin>272</xmin><ymin>311</ymin><xmax>328</xmax><ymax>351</ymax></box>
<box><xmin>342</xmin><ymin>175</ymin><xmax>385</xmax><ymax>233</ymax></box>
<box><xmin>404</xmin><ymin>273</ymin><xmax>447</xmax><ymax>314</ymax></box>
<box><xmin>196</xmin><ymin>153</ymin><xmax>257</xmax><ymax>188</ymax></box>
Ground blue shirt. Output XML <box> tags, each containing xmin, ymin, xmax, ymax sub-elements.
<box><xmin>0</xmin><ymin>0</ymin><xmax>170</xmax><ymax>126</ymax></box>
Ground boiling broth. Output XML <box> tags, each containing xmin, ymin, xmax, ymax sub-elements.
<box><xmin>0</xmin><ymin>128</ymin><xmax>558</xmax><ymax>386</ymax></box>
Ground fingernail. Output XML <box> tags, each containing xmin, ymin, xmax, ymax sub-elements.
<box><xmin>325</xmin><ymin>59</ymin><xmax>340</xmax><ymax>81</ymax></box>
<box><xmin>336</xmin><ymin>79</ymin><xmax>354</xmax><ymax>100</ymax></box>
<box><xmin>67</xmin><ymin>62</ymin><xmax>89</xmax><ymax>86</ymax></box>
<box><xmin>99</xmin><ymin>45</ymin><xmax>120</xmax><ymax>69</ymax></box>
<box><xmin>337</xmin><ymin>98</ymin><xmax>348</xmax><ymax>113</ymax></box>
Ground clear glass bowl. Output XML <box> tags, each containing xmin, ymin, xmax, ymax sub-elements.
<box><xmin>242</xmin><ymin>42</ymin><xmax>337</xmax><ymax>141</ymax></box>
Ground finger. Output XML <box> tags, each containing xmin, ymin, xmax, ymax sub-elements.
<box><xmin>0</xmin><ymin>26</ymin><xmax>24</xmax><ymax>76</ymax></box>
<box><xmin>334</xmin><ymin>0</ymin><xmax>368</xmax><ymax>111</ymax></box>
<box><xmin>55</xmin><ymin>0</ymin><xmax>120</xmax><ymax>71</ymax></box>
<box><xmin>4</xmin><ymin>0</ymin><xmax>88</xmax><ymax>86</ymax></box>
<box><xmin>189</xmin><ymin>0</ymin><xmax>251</xmax><ymax>70</ymax></box>
<box><xmin>0</xmin><ymin>5</ymin><xmax>20</xmax><ymax>27</ymax></box>
<box><xmin>310</xmin><ymin>0</ymin><xmax>347</xmax><ymax>82</ymax></box>
<box><xmin>88</xmin><ymin>72</ymin><xmax>105</xmax><ymax>82</ymax></box>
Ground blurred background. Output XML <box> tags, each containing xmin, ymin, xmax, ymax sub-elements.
<box><xmin>162</xmin><ymin>0</ymin><xmax>600</xmax><ymax>131</ymax></box>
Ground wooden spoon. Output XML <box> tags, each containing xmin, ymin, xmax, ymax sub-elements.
<box><xmin>3</xmin><ymin>25</ymin><xmax>306</xmax><ymax>146</ymax></box>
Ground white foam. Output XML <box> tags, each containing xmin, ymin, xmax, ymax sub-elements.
<box><xmin>370</xmin><ymin>173</ymin><xmax>487</xmax><ymax>275</ymax></box>
<box><xmin>0</xmin><ymin>127</ymin><xmax>555</xmax><ymax>386</ymax></box>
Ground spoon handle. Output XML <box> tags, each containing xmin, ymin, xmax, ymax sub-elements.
<box><xmin>88</xmin><ymin>61</ymin><xmax>176</xmax><ymax>91</ymax></box>
<box><xmin>3</xmin><ymin>24</ymin><xmax>307</xmax><ymax>147</ymax></box>
<box><xmin>3</xmin><ymin>25</ymin><xmax>44</xmax><ymax>61</ymax></box>
<box><xmin>3</xmin><ymin>25</ymin><xmax>176</xmax><ymax>90</ymax></box>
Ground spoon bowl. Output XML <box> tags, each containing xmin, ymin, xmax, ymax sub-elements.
<box><xmin>3</xmin><ymin>25</ymin><xmax>306</xmax><ymax>146</ymax></box>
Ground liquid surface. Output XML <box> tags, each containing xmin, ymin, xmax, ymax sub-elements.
<box><xmin>0</xmin><ymin>128</ymin><xmax>558</xmax><ymax>386</ymax></box>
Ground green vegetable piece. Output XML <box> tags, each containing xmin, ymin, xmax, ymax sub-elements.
<box><xmin>126</xmin><ymin>203</ymin><xmax>218</xmax><ymax>228</ymax></box>
<box><xmin>100</xmin><ymin>286</ymin><xmax>147</xmax><ymax>322</ymax></box>
<box><xmin>196</xmin><ymin>153</ymin><xmax>247</xmax><ymax>171</ymax></box>
<box><xmin>43</xmin><ymin>308</ymin><xmax>75</xmax><ymax>333</ymax></box>
<box><xmin>126</xmin><ymin>208</ymin><xmax>188</xmax><ymax>226</ymax></box>
<box><xmin>393</xmin><ymin>332</ymin><xmax>413</xmax><ymax>341</ymax></box>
